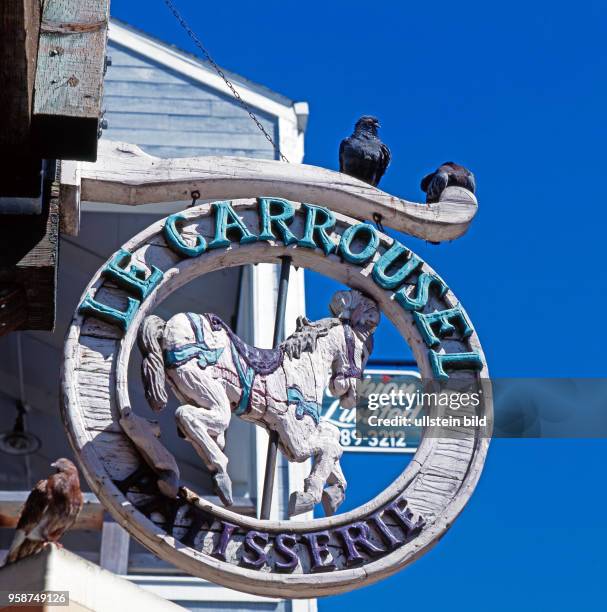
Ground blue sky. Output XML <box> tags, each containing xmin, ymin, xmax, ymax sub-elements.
<box><xmin>111</xmin><ymin>1</ymin><xmax>606</xmax><ymax>609</ymax></box>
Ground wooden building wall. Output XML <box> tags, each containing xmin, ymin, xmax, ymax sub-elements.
<box><xmin>102</xmin><ymin>42</ymin><xmax>279</xmax><ymax>159</ymax></box>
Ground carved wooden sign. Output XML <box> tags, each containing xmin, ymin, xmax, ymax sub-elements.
<box><xmin>62</xmin><ymin>194</ymin><xmax>490</xmax><ymax>597</ymax></box>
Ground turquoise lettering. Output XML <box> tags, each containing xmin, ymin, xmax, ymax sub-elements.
<box><xmin>428</xmin><ymin>350</ymin><xmax>483</xmax><ymax>380</ymax></box>
<box><xmin>298</xmin><ymin>204</ymin><xmax>336</xmax><ymax>255</ymax></box>
<box><xmin>103</xmin><ymin>249</ymin><xmax>163</xmax><ymax>300</ymax></box>
<box><xmin>78</xmin><ymin>293</ymin><xmax>139</xmax><ymax>331</ymax></box>
<box><xmin>339</xmin><ymin>223</ymin><xmax>379</xmax><ymax>264</ymax></box>
<box><xmin>257</xmin><ymin>197</ymin><xmax>297</xmax><ymax>245</ymax></box>
<box><xmin>209</xmin><ymin>201</ymin><xmax>257</xmax><ymax>249</ymax></box>
<box><xmin>413</xmin><ymin>305</ymin><xmax>474</xmax><ymax>348</ymax></box>
<box><xmin>394</xmin><ymin>273</ymin><xmax>448</xmax><ymax>311</ymax></box>
<box><xmin>372</xmin><ymin>241</ymin><xmax>422</xmax><ymax>289</ymax></box>
<box><xmin>164</xmin><ymin>213</ymin><xmax>207</xmax><ymax>257</ymax></box>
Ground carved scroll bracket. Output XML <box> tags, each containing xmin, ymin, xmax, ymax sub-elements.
<box><xmin>61</xmin><ymin>140</ymin><xmax>478</xmax><ymax>242</ymax></box>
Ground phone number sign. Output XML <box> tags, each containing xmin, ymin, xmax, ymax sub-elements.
<box><xmin>321</xmin><ymin>369</ymin><xmax>422</xmax><ymax>453</ymax></box>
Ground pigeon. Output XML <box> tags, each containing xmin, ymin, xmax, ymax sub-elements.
<box><xmin>339</xmin><ymin>116</ymin><xmax>391</xmax><ymax>187</ymax></box>
<box><xmin>421</xmin><ymin>162</ymin><xmax>476</xmax><ymax>203</ymax></box>
<box><xmin>3</xmin><ymin>458</ymin><xmax>83</xmax><ymax>565</ymax></box>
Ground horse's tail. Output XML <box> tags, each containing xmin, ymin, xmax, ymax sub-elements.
<box><xmin>138</xmin><ymin>315</ymin><xmax>169</xmax><ymax>411</ymax></box>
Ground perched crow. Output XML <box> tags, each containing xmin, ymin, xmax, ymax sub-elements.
<box><xmin>3</xmin><ymin>458</ymin><xmax>83</xmax><ymax>565</ymax></box>
<box><xmin>421</xmin><ymin>162</ymin><xmax>476</xmax><ymax>203</ymax></box>
<box><xmin>339</xmin><ymin>116</ymin><xmax>391</xmax><ymax>187</ymax></box>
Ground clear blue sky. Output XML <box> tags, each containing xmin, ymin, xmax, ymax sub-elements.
<box><xmin>111</xmin><ymin>1</ymin><xmax>606</xmax><ymax>609</ymax></box>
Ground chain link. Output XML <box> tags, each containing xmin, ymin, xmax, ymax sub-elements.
<box><xmin>162</xmin><ymin>0</ymin><xmax>290</xmax><ymax>163</ymax></box>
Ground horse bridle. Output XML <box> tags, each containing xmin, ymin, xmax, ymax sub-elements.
<box><xmin>330</xmin><ymin>320</ymin><xmax>373</xmax><ymax>385</ymax></box>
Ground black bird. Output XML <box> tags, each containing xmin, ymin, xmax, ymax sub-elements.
<box><xmin>420</xmin><ymin>162</ymin><xmax>476</xmax><ymax>203</ymax></box>
<box><xmin>339</xmin><ymin>116</ymin><xmax>391</xmax><ymax>187</ymax></box>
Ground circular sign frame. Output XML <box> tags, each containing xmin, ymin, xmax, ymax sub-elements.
<box><xmin>62</xmin><ymin>196</ymin><xmax>491</xmax><ymax>598</ymax></box>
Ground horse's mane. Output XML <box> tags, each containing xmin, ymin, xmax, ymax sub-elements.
<box><xmin>281</xmin><ymin>316</ymin><xmax>340</xmax><ymax>360</ymax></box>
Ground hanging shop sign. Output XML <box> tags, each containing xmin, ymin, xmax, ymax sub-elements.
<box><xmin>62</xmin><ymin>184</ymin><xmax>490</xmax><ymax>597</ymax></box>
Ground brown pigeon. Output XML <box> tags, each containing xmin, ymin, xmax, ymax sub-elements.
<box><xmin>3</xmin><ymin>458</ymin><xmax>83</xmax><ymax>565</ymax></box>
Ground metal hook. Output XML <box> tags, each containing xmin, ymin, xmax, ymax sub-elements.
<box><xmin>372</xmin><ymin>212</ymin><xmax>385</xmax><ymax>233</ymax></box>
<box><xmin>189</xmin><ymin>190</ymin><xmax>201</xmax><ymax>207</ymax></box>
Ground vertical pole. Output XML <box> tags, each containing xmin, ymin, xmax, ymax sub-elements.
<box><xmin>260</xmin><ymin>256</ymin><xmax>292</xmax><ymax>519</ymax></box>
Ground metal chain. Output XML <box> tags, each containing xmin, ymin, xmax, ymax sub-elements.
<box><xmin>162</xmin><ymin>0</ymin><xmax>290</xmax><ymax>163</ymax></box>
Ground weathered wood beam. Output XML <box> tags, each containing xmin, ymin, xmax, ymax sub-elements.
<box><xmin>0</xmin><ymin>1</ymin><xmax>42</xmax><ymax>197</ymax></box>
<box><xmin>77</xmin><ymin>141</ymin><xmax>479</xmax><ymax>242</ymax></box>
<box><xmin>0</xmin><ymin>165</ymin><xmax>59</xmax><ymax>333</ymax></box>
<box><xmin>32</xmin><ymin>0</ymin><xmax>110</xmax><ymax>161</ymax></box>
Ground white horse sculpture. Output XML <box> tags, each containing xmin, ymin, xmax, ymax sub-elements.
<box><xmin>138</xmin><ymin>289</ymin><xmax>379</xmax><ymax>516</ymax></box>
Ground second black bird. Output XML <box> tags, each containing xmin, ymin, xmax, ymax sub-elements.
<box><xmin>339</xmin><ymin>116</ymin><xmax>391</xmax><ymax>187</ymax></box>
<box><xmin>420</xmin><ymin>162</ymin><xmax>476</xmax><ymax>203</ymax></box>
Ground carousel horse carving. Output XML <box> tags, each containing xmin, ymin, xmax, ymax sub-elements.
<box><xmin>134</xmin><ymin>289</ymin><xmax>379</xmax><ymax>517</ymax></box>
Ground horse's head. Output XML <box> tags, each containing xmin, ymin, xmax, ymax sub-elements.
<box><xmin>328</xmin><ymin>290</ymin><xmax>380</xmax><ymax>408</ymax></box>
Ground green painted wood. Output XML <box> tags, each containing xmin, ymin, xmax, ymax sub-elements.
<box><xmin>32</xmin><ymin>0</ymin><xmax>110</xmax><ymax>161</ymax></box>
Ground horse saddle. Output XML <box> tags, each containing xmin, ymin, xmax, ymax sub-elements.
<box><xmin>206</xmin><ymin>314</ymin><xmax>284</xmax><ymax>375</ymax></box>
